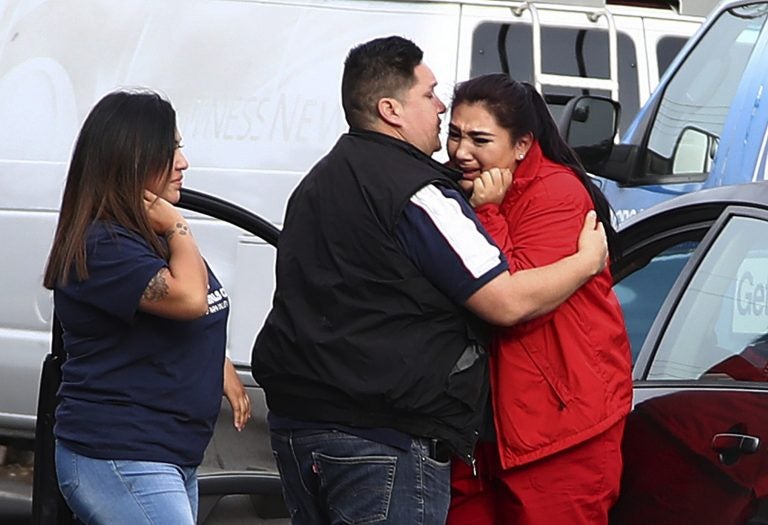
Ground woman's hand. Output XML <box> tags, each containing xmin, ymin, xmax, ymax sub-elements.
<box><xmin>468</xmin><ymin>168</ymin><xmax>513</xmax><ymax>208</ymax></box>
<box><xmin>144</xmin><ymin>190</ymin><xmax>185</xmax><ymax>236</ymax></box>
<box><xmin>223</xmin><ymin>358</ymin><xmax>251</xmax><ymax>432</ymax></box>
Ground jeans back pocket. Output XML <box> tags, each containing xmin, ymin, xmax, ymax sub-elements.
<box><xmin>312</xmin><ymin>452</ymin><xmax>396</xmax><ymax>524</ymax></box>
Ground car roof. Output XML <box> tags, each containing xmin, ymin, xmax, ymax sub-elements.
<box><xmin>619</xmin><ymin>181</ymin><xmax>768</xmax><ymax>232</ymax></box>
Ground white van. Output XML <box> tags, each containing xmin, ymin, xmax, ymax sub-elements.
<box><xmin>0</xmin><ymin>0</ymin><xmax>706</xmax><ymax>442</ymax></box>
<box><xmin>0</xmin><ymin>0</ymin><xmax>707</xmax><ymax>506</ymax></box>
<box><xmin>0</xmin><ymin>0</ymin><xmax>712</xmax><ymax>520</ymax></box>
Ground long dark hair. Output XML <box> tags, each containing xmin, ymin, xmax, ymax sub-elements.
<box><xmin>44</xmin><ymin>90</ymin><xmax>177</xmax><ymax>288</ymax></box>
<box><xmin>452</xmin><ymin>74</ymin><xmax>619</xmax><ymax>262</ymax></box>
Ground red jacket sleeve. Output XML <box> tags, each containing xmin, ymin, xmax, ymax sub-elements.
<box><xmin>473</xmin><ymin>173</ymin><xmax>591</xmax><ymax>330</ymax></box>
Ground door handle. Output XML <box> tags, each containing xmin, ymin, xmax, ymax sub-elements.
<box><xmin>712</xmin><ymin>432</ymin><xmax>760</xmax><ymax>465</ymax></box>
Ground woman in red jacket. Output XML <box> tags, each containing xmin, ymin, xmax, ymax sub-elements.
<box><xmin>445</xmin><ymin>74</ymin><xmax>632</xmax><ymax>525</ymax></box>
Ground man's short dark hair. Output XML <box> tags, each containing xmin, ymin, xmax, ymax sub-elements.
<box><xmin>341</xmin><ymin>36</ymin><xmax>423</xmax><ymax>129</ymax></box>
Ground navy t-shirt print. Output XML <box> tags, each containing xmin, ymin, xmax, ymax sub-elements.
<box><xmin>53</xmin><ymin>222</ymin><xmax>229</xmax><ymax>467</ymax></box>
<box><xmin>206</xmin><ymin>283</ymin><xmax>229</xmax><ymax>315</ymax></box>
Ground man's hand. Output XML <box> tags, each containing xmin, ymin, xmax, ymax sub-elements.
<box><xmin>577</xmin><ymin>210</ymin><xmax>608</xmax><ymax>276</ymax></box>
<box><xmin>223</xmin><ymin>358</ymin><xmax>251</xmax><ymax>432</ymax></box>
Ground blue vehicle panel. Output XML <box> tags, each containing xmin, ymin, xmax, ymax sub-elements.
<box><xmin>709</xmin><ymin>14</ymin><xmax>768</xmax><ymax>188</ymax></box>
<box><xmin>572</xmin><ymin>1</ymin><xmax>768</xmax><ymax>223</ymax></box>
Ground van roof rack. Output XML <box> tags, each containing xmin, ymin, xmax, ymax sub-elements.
<box><xmin>458</xmin><ymin>0</ymin><xmax>717</xmax><ymax>17</ymax></box>
<box><xmin>510</xmin><ymin>1</ymin><xmax>619</xmax><ymax>101</ymax></box>
<box><xmin>607</xmin><ymin>0</ymin><xmax>718</xmax><ymax>16</ymax></box>
<box><xmin>472</xmin><ymin>0</ymin><xmax>608</xmax><ymax>6</ymax></box>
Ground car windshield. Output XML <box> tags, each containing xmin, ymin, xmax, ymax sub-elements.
<box><xmin>644</xmin><ymin>3</ymin><xmax>768</xmax><ymax>180</ymax></box>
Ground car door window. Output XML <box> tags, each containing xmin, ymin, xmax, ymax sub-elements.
<box><xmin>614</xmin><ymin>240</ymin><xmax>698</xmax><ymax>362</ymax></box>
<box><xmin>648</xmin><ymin>214</ymin><xmax>768</xmax><ymax>382</ymax></box>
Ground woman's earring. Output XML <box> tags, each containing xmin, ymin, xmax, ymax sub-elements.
<box><xmin>518</xmin><ymin>153</ymin><xmax>525</xmax><ymax>160</ymax></box>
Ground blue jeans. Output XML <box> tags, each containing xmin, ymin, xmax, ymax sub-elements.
<box><xmin>270</xmin><ymin>428</ymin><xmax>450</xmax><ymax>524</ymax></box>
<box><xmin>55</xmin><ymin>440</ymin><xmax>198</xmax><ymax>525</ymax></box>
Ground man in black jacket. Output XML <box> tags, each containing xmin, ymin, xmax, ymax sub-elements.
<box><xmin>251</xmin><ymin>36</ymin><xmax>607</xmax><ymax>524</ymax></box>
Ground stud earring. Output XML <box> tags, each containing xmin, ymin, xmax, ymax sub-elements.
<box><xmin>518</xmin><ymin>153</ymin><xmax>525</xmax><ymax>160</ymax></box>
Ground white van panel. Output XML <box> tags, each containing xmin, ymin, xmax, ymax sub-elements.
<box><xmin>0</xmin><ymin>0</ymin><xmax>704</xmax><ymax>440</ymax></box>
<box><xmin>0</xmin><ymin>0</ymin><xmax>463</xmax><ymax>436</ymax></box>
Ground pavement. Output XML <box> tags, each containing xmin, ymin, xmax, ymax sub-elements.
<box><xmin>0</xmin><ymin>430</ymin><xmax>292</xmax><ymax>524</ymax></box>
<box><xmin>0</xmin><ymin>450</ymin><xmax>33</xmax><ymax>524</ymax></box>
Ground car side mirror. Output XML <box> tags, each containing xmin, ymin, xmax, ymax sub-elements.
<box><xmin>672</xmin><ymin>126</ymin><xmax>719</xmax><ymax>174</ymax></box>
<box><xmin>559</xmin><ymin>95</ymin><xmax>621</xmax><ymax>173</ymax></box>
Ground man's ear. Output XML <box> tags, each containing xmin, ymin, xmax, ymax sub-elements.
<box><xmin>377</xmin><ymin>97</ymin><xmax>403</xmax><ymax>127</ymax></box>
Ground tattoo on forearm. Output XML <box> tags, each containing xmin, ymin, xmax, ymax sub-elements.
<box><xmin>165</xmin><ymin>222</ymin><xmax>190</xmax><ymax>241</ymax></box>
<box><xmin>142</xmin><ymin>268</ymin><xmax>170</xmax><ymax>302</ymax></box>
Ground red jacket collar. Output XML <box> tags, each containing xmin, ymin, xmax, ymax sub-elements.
<box><xmin>509</xmin><ymin>139</ymin><xmax>545</xmax><ymax>196</ymax></box>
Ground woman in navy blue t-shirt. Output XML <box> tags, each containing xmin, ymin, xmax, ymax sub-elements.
<box><xmin>43</xmin><ymin>90</ymin><xmax>250</xmax><ymax>524</ymax></box>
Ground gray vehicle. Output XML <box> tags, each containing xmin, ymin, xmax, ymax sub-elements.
<box><xmin>21</xmin><ymin>178</ymin><xmax>768</xmax><ymax>523</ymax></box>
<box><xmin>126</xmin><ymin>181</ymin><xmax>768</xmax><ymax>521</ymax></box>
<box><xmin>610</xmin><ymin>181</ymin><xmax>768</xmax><ymax>524</ymax></box>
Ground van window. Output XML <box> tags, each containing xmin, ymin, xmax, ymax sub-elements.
<box><xmin>470</xmin><ymin>23</ymin><xmax>639</xmax><ymax>134</ymax></box>
<box><xmin>656</xmin><ymin>36</ymin><xmax>688</xmax><ymax>77</ymax></box>
<box><xmin>643</xmin><ymin>5</ymin><xmax>768</xmax><ymax>182</ymax></box>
